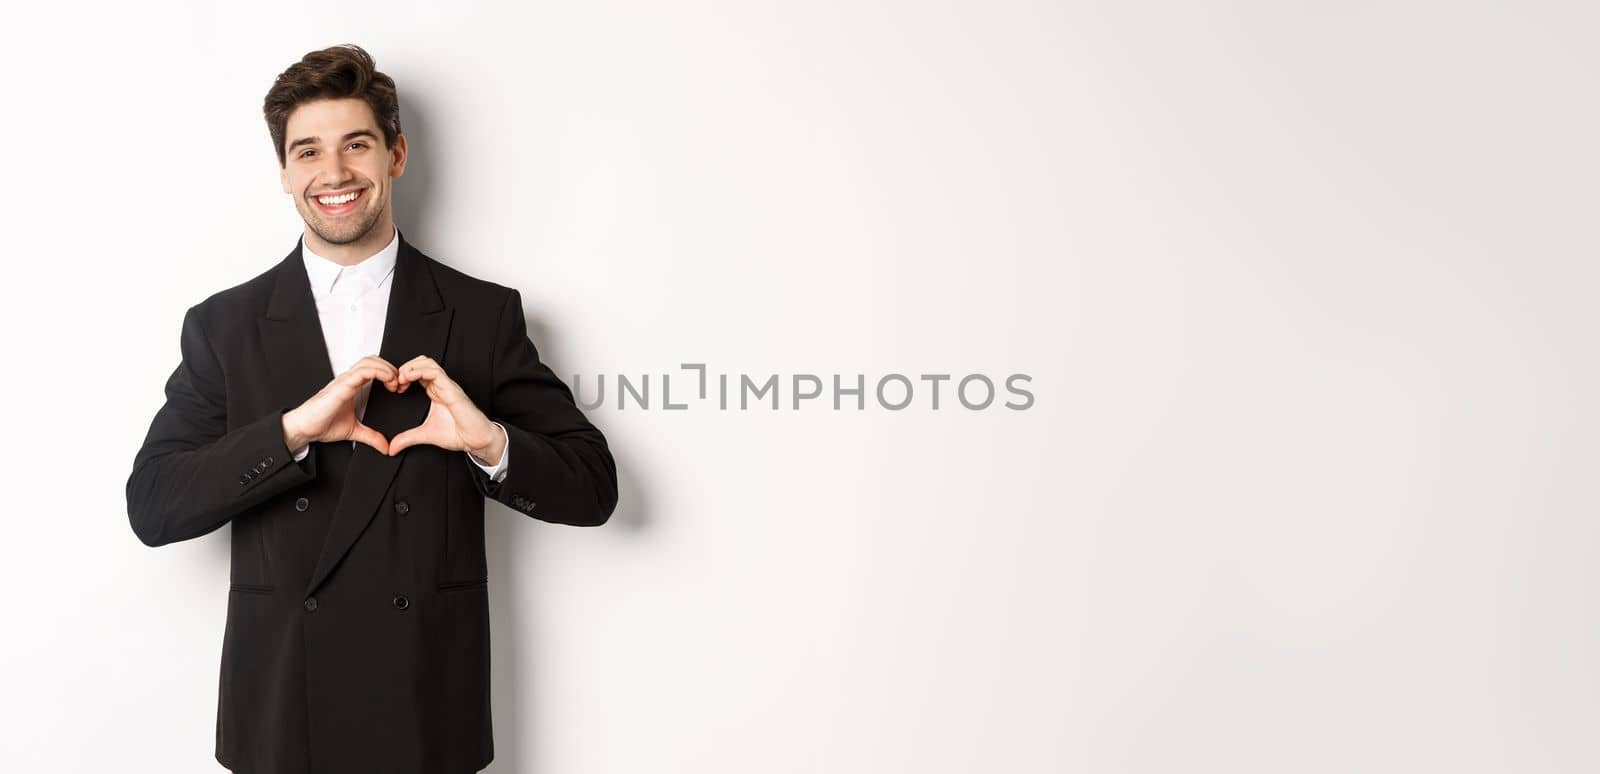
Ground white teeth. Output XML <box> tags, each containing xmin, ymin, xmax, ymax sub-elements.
<box><xmin>316</xmin><ymin>190</ymin><xmax>360</xmax><ymax>206</ymax></box>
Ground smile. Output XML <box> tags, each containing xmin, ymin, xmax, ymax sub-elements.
<box><xmin>311</xmin><ymin>188</ymin><xmax>366</xmax><ymax>215</ymax></box>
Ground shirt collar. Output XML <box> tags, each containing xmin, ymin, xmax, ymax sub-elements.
<box><xmin>300</xmin><ymin>225</ymin><xmax>400</xmax><ymax>297</ymax></box>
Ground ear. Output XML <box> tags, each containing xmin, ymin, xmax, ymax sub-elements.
<box><xmin>280</xmin><ymin>163</ymin><xmax>290</xmax><ymax>195</ymax></box>
<box><xmin>389</xmin><ymin>133</ymin><xmax>408</xmax><ymax>179</ymax></box>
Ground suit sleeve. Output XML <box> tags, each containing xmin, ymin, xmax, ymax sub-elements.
<box><xmin>126</xmin><ymin>304</ymin><xmax>317</xmax><ymax>547</ymax></box>
<box><xmin>465</xmin><ymin>289</ymin><xmax>618</xmax><ymax>526</ymax></box>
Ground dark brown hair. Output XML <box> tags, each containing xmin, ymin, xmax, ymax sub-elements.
<box><xmin>263</xmin><ymin>44</ymin><xmax>402</xmax><ymax>168</ymax></box>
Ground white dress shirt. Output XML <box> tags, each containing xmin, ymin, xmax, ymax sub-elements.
<box><xmin>289</xmin><ymin>225</ymin><xmax>509</xmax><ymax>482</ymax></box>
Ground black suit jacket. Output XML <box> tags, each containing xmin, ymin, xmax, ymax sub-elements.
<box><xmin>125</xmin><ymin>231</ymin><xmax>618</xmax><ymax>774</ymax></box>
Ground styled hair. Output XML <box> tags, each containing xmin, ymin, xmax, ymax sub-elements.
<box><xmin>263</xmin><ymin>44</ymin><xmax>401</xmax><ymax>168</ymax></box>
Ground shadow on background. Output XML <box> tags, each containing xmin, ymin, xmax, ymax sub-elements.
<box><xmin>393</xmin><ymin>89</ymin><xmax>652</xmax><ymax>774</ymax></box>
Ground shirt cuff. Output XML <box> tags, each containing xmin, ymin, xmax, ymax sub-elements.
<box><xmin>466</xmin><ymin>421</ymin><xmax>510</xmax><ymax>482</ymax></box>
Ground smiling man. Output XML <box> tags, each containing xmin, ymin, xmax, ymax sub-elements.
<box><xmin>125</xmin><ymin>44</ymin><xmax>619</xmax><ymax>774</ymax></box>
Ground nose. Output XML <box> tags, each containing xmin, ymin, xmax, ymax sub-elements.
<box><xmin>315</xmin><ymin>156</ymin><xmax>357</xmax><ymax>192</ymax></box>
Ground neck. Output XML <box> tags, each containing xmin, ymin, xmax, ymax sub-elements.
<box><xmin>303</xmin><ymin>216</ymin><xmax>396</xmax><ymax>266</ymax></box>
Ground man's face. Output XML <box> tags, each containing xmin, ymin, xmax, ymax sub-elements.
<box><xmin>279</xmin><ymin>97</ymin><xmax>406</xmax><ymax>247</ymax></box>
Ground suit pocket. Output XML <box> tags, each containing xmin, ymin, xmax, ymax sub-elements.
<box><xmin>229</xmin><ymin>582</ymin><xmax>276</xmax><ymax>595</ymax></box>
<box><xmin>230</xmin><ymin>513</ymin><xmax>275</xmax><ymax>591</ymax></box>
<box><xmin>436</xmin><ymin>577</ymin><xmax>487</xmax><ymax>593</ymax></box>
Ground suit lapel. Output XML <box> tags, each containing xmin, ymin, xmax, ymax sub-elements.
<box><xmin>259</xmin><ymin>230</ymin><xmax>455</xmax><ymax>599</ymax></box>
<box><xmin>260</xmin><ymin>239</ymin><xmax>336</xmax><ymax>417</ymax></box>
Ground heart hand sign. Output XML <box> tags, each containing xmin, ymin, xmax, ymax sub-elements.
<box><xmin>387</xmin><ymin>355</ymin><xmax>506</xmax><ymax>464</ymax></box>
<box><xmin>282</xmin><ymin>355</ymin><xmax>506</xmax><ymax>464</ymax></box>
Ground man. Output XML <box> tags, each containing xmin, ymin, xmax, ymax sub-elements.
<box><xmin>125</xmin><ymin>44</ymin><xmax>618</xmax><ymax>774</ymax></box>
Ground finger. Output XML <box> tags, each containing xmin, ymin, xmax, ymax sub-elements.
<box><xmin>366</xmin><ymin>360</ymin><xmax>402</xmax><ymax>390</ymax></box>
<box><xmin>398</xmin><ymin>361</ymin><xmax>462</xmax><ymax>398</ymax></box>
<box><xmin>393</xmin><ymin>356</ymin><xmax>423</xmax><ymax>391</ymax></box>
<box><xmin>405</xmin><ymin>370</ymin><xmax>461</xmax><ymax>405</ymax></box>
<box><xmin>355</xmin><ymin>356</ymin><xmax>402</xmax><ymax>390</ymax></box>
<box><xmin>350</xmin><ymin>422</ymin><xmax>390</xmax><ymax>455</ymax></box>
<box><xmin>350</xmin><ymin>356</ymin><xmax>398</xmax><ymax>379</ymax></box>
<box><xmin>388</xmin><ymin>428</ymin><xmax>427</xmax><ymax>456</ymax></box>
<box><xmin>339</xmin><ymin>363</ymin><xmax>399</xmax><ymax>393</ymax></box>
<box><xmin>341</xmin><ymin>363</ymin><xmax>393</xmax><ymax>384</ymax></box>
<box><xmin>350</xmin><ymin>356</ymin><xmax>398</xmax><ymax>376</ymax></box>
<box><xmin>395</xmin><ymin>356</ymin><xmax>444</xmax><ymax>384</ymax></box>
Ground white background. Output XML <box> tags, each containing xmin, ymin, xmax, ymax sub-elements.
<box><xmin>2</xmin><ymin>2</ymin><xmax>1597</xmax><ymax>772</ymax></box>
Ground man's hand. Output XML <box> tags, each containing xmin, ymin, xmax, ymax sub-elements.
<box><xmin>282</xmin><ymin>355</ymin><xmax>401</xmax><ymax>455</ymax></box>
<box><xmin>387</xmin><ymin>355</ymin><xmax>505</xmax><ymax>464</ymax></box>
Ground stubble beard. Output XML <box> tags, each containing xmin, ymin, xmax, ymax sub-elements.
<box><xmin>301</xmin><ymin>190</ymin><xmax>384</xmax><ymax>246</ymax></box>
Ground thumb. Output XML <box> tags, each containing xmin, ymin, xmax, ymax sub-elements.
<box><xmin>388</xmin><ymin>428</ymin><xmax>421</xmax><ymax>457</ymax></box>
<box><xmin>350</xmin><ymin>423</ymin><xmax>390</xmax><ymax>456</ymax></box>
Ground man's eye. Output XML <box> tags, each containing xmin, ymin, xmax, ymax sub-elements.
<box><xmin>349</xmin><ymin>142</ymin><xmax>367</xmax><ymax>151</ymax></box>
<box><xmin>299</xmin><ymin>150</ymin><xmax>315</xmax><ymax>159</ymax></box>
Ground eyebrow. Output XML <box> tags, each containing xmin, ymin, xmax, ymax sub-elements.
<box><xmin>287</xmin><ymin>129</ymin><xmax>379</xmax><ymax>153</ymax></box>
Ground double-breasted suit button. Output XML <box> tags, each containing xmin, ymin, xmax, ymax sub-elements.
<box><xmin>303</xmin><ymin>597</ymin><xmax>318</xmax><ymax>612</ymax></box>
<box><xmin>294</xmin><ymin>496</ymin><xmax>310</xmax><ymax>512</ymax></box>
<box><xmin>392</xmin><ymin>595</ymin><xmax>410</xmax><ymax>610</ymax></box>
<box><xmin>394</xmin><ymin>500</ymin><xmax>409</xmax><ymax>515</ymax></box>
